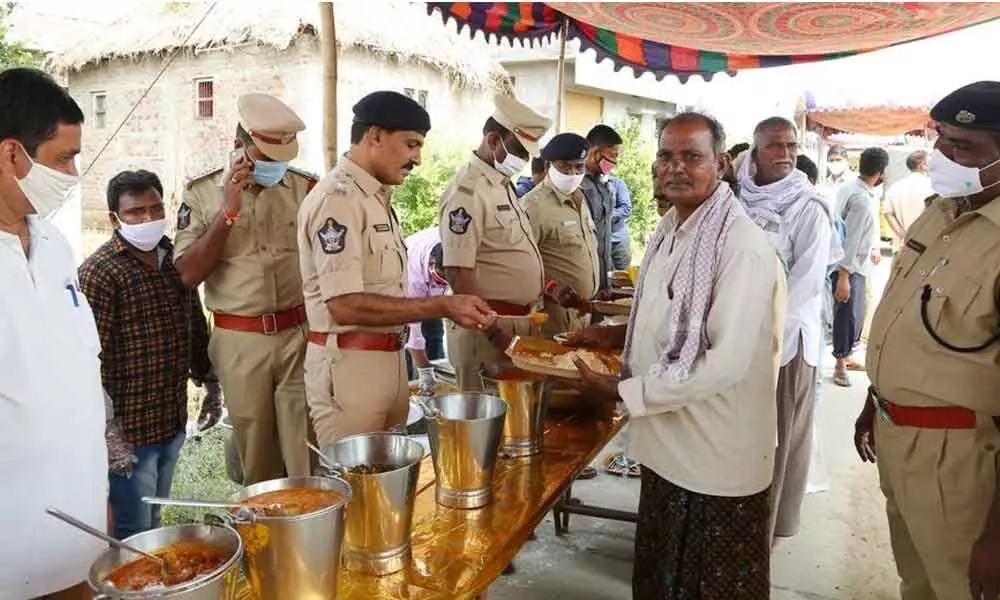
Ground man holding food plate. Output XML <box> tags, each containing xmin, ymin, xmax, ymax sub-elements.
<box><xmin>568</xmin><ymin>112</ymin><xmax>787</xmax><ymax>598</ymax></box>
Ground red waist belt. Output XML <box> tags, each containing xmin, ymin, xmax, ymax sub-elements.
<box><xmin>213</xmin><ymin>305</ymin><xmax>306</xmax><ymax>335</ymax></box>
<box><xmin>486</xmin><ymin>300</ymin><xmax>531</xmax><ymax>316</ymax></box>
<box><xmin>874</xmin><ymin>393</ymin><xmax>977</xmax><ymax>429</ymax></box>
<box><xmin>308</xmin><ymin>330</ymin><xmax>406</xmax><ymax>352</ymax></box>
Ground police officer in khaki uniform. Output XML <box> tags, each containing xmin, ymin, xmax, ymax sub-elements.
<box><xmin>298</xmin><ymin>91</ymin><xmax>494</xmax><ymax>448</ymax></box>
<box><xmin>438</xmin><ymin>95</ymin><xmax>552</xmax><ymax>391</ymax></box>
<box><xmin>521</xmin><ymin>133</ymin><xmax>600</xmax><ymax>337</ymax></box>
<box><xmin>174</xmin><ymin>93</ymin><xmax>316</xmax><ymax>485</ymax></box>
<box><xmin>853</xmin><ymin>82</ymin><xmax>1000</xmax><ymax>600</ymax></box>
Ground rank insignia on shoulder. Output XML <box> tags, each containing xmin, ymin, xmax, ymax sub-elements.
<box><xmin>318</xmin><ymin>218</ymin><xmax>348</xmax><ymax>254</ymax></box>
<box><xmin>449</xmin><ymin>207</ymin><xmax>472</xmax><ymax>235</ymax></box>
<box><xmin>177</xmin><ymin>203</ymin><xmax>192</xmax><ymax>231</ymax></box>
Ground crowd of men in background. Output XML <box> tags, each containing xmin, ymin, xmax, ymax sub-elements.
<box><xmin>3</xmin><ymin>64</ymin><xmax>999</xmax><ymax>600</ymax></box>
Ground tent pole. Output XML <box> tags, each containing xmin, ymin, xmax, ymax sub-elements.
<box><xmin>319</xmin><ymin>2</ymin><xmax>338</xmax><ymax>172</ymax></box>
<box><xmin>554</xmin><ymin>17</ymin><xmax>568</xmax><ymax>133</ymax></box>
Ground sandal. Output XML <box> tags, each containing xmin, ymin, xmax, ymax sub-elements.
<box><xmin>602</xmin><ymin>452</ymin><xmax>642</xmax><ymax>478</ymax></box>
<box><xmin>833</xmin><ymin>370</ymin><xmax>852</xmax><ymax>387</ymax></box>
<box><xmin>845</xmin><ymin>358</ymin><xmax>866</xmax><ymax>372</ymax></box>
<box><xmin>576</xmin><ymin>465</ymin><xmax>598</xmax><ymax>480</ymax></box>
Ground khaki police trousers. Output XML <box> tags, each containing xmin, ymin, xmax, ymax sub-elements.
<box><xmin>209</xmin><ymin>326</ymin><xmax>312</xmax><ymax>485</ymax></box>
<box><xmin>446</xmin><ymin>318</ymin><xmax>535</xmax><ymax>392</ymax></box>
<box><xmin>541</xmin><ymin>299</ymin><xmax>589</xmax><ymax>339</ymax></box>
<box><xmin>876</xmin><ymin>412</ymin><xmax>1000</xmax><ymax>600</ymax></box>
<box><xmin>303</xmin><ymin>341</ymin><xmax>409</xmax><ymax>449</ymax></box>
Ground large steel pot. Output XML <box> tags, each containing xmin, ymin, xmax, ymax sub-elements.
<box><xmin>325</xmin><ymin>432</ymin><xmax>424</xmax><ymax>576</ymax></box>
<box><xmin>88</xmin><ymin>523</ymin><xmax>243</xmax><ymax>599</ymax></box>
<box><xmin>230</xmin><ymin>475</ymin><xmax>351</xmax><ymax>600</ymax></box>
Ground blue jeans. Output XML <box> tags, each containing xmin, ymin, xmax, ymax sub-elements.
<box><xmin>109</xmin><ymin>430</ymin><xmax>185</xmax><ymax>539</ymax></box>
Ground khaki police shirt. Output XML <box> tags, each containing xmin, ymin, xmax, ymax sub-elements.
<box><xmin>438</xmin><ymin>153</ymin><xmax>544</xmax><ymax>305</ymax></box>
<box><xmin>298</xmin><ymin>157</ymin><xmax>407</xmax><ymax>334</ymax></box>
<box><xmin>521</xmin><ymin>178</ymin><xmax>600</xmax><ymax>300</ymax></box>
<box><xmin>867</xmin><ymin>194</ymin><xmax>1000</xmax><ymax>414</ymax></box>
<box><xmin>174</xmin><ymin>168</ymin><xmax>315</xmax><ymax>315</ymax></box>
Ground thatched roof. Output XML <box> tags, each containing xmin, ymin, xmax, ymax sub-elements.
<box><xmin>11</xmin><ymin>1</ymin><xmax>509</xmax><ymax>89</ymax></box>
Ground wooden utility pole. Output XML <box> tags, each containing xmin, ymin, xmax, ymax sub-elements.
<box><xmin>554</xmin><ymin>18</ymin><xmax>568</xmax><ymax>133</ymax></box>
<box><xmin>319</xmin><ymin>2</ymin><xmax>338</xmax><ymax>171</ymax></box>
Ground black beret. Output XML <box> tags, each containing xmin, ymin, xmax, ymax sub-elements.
<box><xmin>540</xmin><ymin>133</ymin><xmax>589</xmax><ymax>162</ymax></box>
<box><xmin>931</xmin><ymin>81</ymin><xmax>1000</xmax><ymax>131</ymax></box>
<box><xmin>352</xmin><ymin>91</ymin><xmax>431</xmax><ymax>133</ymax></box>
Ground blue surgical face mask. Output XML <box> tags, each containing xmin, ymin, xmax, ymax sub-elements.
<box><xmin>253</xmin><ymin>159</ymin><xmax>289</xmax><ymax>188</ymax></box>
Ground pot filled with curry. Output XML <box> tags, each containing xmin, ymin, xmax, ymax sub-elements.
<box><xmin>87</xmin><ymin>523</ymin><xmax>243</xmax><ymax>599</ymax></box>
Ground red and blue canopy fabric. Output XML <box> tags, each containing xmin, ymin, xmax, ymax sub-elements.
<box><xmin>427</xmin><ymin>3</ymin><xmax>1000</xmax><ymax>81</ymax></box>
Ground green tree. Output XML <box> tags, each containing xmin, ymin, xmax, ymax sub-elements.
<box><xmin>612</xmin><ymin>118</ymin><xmax>657</xmax><ymax>255</ymax></box>
<box><xmin>393</xmin><ymin>143</ymin><xmax>466</xmax><ymax>236</ymax></box>
<box><xmin>0</xmin><ymin>3</ymin><xmax>40</xmax><ymax>69</ymax></box>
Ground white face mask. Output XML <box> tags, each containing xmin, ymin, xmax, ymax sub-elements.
<box><xmin>547</xmin><ymin>165</ymin><xmax>585</xmax><ymax>195</ymax></box>
<box><xmin>16</xmin><ymin>146</ymin><xmax>80</xmax><ymax>218</ymax></box>
<box><xmin>928</xmin><ymin>148</ymin><xmax>1000</xmax><ymax>199</ymax></box>
<box><xmin>494</xmin><ymin>138</ymin><xmax>527</xmax><ymax>178</ymax></box>
<box><xmin>827</xmin><ymin>160</ymin><xmax>848</xmax><ymax>176</ymax></box>
<box><xmin>117</xmin><ymin>217</ymin><xmax>166</xmax><ymax>252</ymax></box>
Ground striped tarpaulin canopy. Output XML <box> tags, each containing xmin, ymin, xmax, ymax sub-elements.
<box><xmin>427</xmin><ymin>3</ymin><xmax>1000</xmax><ymax>82</ymax></box>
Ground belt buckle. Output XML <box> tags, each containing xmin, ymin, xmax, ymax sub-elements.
<box><xmin>398</xmin><ymin>328</ymin><xmax>410</xmax><ymax>348</ymax></box>
<box><xmin>261</xmin><ymin>313</ymin><xmax>278</xmax><ymax>335</ymax></box>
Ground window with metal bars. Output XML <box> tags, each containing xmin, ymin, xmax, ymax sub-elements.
<box><xmin>92</xmin><ymin>92</ymin><xmax>107</xmax><ymax>129</ymax></box>
<box><xmin>195</xmin><ymin>78</ymin><xmax>214</xmax><ymax>119</ymax></box>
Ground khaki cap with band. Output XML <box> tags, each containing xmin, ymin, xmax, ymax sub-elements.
<box><xmin>492</xmin><ymin>94</ymin><xmax>552</xmax><ymax>157</ymax></box>
<box><xmin>237</xmin><ymin>93</ymin><xmax>306</xmax><ymax>162</ymax></box>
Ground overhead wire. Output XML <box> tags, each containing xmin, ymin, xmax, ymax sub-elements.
<box><xmin>83</xmin><ymin>1</ymin><xmax>219</xmax><ymax>176</ymax></box>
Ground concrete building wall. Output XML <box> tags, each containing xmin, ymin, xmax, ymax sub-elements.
<box><xmin>68</xmin><ymin>36</ymin><xmax>495</xmax><ymax>228</ymax></box>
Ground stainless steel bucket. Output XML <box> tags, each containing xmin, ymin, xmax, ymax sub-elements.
<box><xmin>481</xmin><ymin>367</ymin><xmax>549</xmax><ymax>457</ymax></box>
<box><xmin>325</xmin><ymin>432</ymin><xmax>424</xmax><ymax>576</ymax></box>
<box><xmin>230</xmin><ymin>475</ymin><xmax>351</xmax><ymax>599</ymax></box>
<box><xmin>425</xmin><ymin>393</ymin><xmax>508</xmax><ymax>509</ymax></box>
<box><xmin>88</xmin><ymin>523</ymin><xmax>243</xmax><ymax>599</ymax></box>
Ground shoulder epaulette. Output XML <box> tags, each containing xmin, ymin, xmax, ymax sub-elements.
<box><xmin>185</xmin><ymin>167</ymin><xmax>223</xmax><ymax>190</ymax></box>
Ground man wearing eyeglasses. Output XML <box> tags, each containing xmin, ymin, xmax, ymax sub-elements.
<box><xmin>580</xmin><ymin>124</ymin><xmax>623</xmax><ymax>295</ymax></box>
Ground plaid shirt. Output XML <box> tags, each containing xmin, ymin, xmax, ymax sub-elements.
<box><xmin>79</xmin><ymin>233</ymin><xmax>212</xmax><ymax>446</ymax></box>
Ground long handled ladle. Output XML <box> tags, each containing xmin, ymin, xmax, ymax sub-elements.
<box><xmin>46</xmin><ymin>507</ymin><xmax>173</xmax><ymax>576</ymax></box>
<box><xmin>305</xmin><ymin>440</ymin><xmax>345</xmax><ymax>475</ymax></box>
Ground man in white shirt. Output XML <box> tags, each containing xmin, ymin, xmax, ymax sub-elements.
<box><xmin>883</xmin><ymin>149</ymin><xmax>933</xmax><ymax>246</ymax></box>
<box><xmin>737</xmin><ymin>117</ymin><xmax>833</xmax><ymax>543</ymax></box>
<box><xmin>0</xmin><ymin>68</ymin><xmax>108</xmax><ymax>599</ymax></box>
<box><xmin>569</xmin><ymin>112</ymin><xmax>785</xmax><ymax>598</ymax></box>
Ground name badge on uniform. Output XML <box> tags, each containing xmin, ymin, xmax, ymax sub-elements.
<box><xmin>496</xmin><ymin>204</ymin><xmax>512</xmax><ymax>212</ymax></box>
<box><xmin>373</xmin><ymin>223</ymin><xmax>391</xmax><ymax>233</ymax></box>
<box><xmin>905</xmin><ymin>238</ymin><xmax>926</xmax><ymax>254</ymax></box>
<box><xmin>561</xmin><ymin>220</ymin><xmax>578</xmax><ymax>227</ymax></box>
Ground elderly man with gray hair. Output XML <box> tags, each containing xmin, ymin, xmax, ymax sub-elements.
<box><xmin>737</xmin><ymin>116</ymin><xmax>835</xmax><ymax>544</ymax></box>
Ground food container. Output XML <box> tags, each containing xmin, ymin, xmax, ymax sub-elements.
<box><xmin>480</xmin><ymin>366</ymin><xmax>549</xmax><ymax>457</ymax></box>
<box><xmin>325</xmin><ymin>432</ymin><xmax>424</xmax><ymax>576</ymax></box>
<box><xmin>230</xmin><ymin>476</ymin><xmax>351</xmax><ymax>599</ymax></box>
<box><xmin>425</xmin><ymin>393</ymin><xmax>507</xmax><ymax>509</ymax></box>
<box><xmin>88</xmin><ymin>523</ymin><xmax>243</xmax><ymax>599</ymax></box>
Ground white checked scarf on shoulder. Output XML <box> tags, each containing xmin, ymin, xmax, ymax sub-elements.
<box><xmin>622</xmin><ymin>183</ymin><xmax>740</xmax><ymax>382</ymax></box>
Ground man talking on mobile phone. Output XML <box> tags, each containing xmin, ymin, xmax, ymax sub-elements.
<box><xmin>174</xmin><ymin>93</ymin><xmax>318</xmax><ymax>485</ymax></box>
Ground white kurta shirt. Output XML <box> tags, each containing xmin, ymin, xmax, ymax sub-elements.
<box><xmin>0</xmin><ymin>217</ymin><xmax>108</xmax><ymax>598</ymax></box>
<box><xmin>618</xmin><ymin>209</ymin><xmax>786</xmax><ymax>497</ymax></box>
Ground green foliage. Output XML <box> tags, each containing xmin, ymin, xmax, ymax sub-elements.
<box><xmin>612</xmin><ymin>118</ymin><xmax>658</xmax><ymax>254</ymax></box>
<box><xmin>393</xmin><ymin>144</ymin><xmax>467</xmax><ymax>236</ymax></box>
<box><xmin>0</xmin><ymin>3</ymin><xmax>40</xmax><ymax>69</ymax></box>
